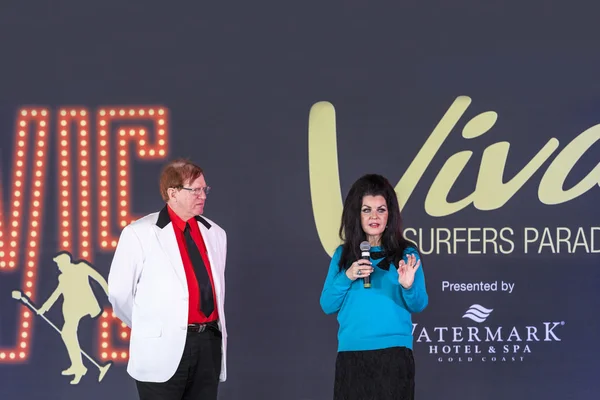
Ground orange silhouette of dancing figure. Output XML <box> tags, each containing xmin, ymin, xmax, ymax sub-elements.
<box><xmin>37</xmin><ymin>252</ymin><xmax>108</xmax><ymax>385</ymax></box>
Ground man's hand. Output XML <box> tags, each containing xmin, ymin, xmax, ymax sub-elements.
<box><xmin>37</xmin><ymin>304</ymin><xmax>49</xmax><ymax>315</ymax></box>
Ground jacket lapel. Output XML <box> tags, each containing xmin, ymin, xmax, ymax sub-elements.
<box><xmin>197</xmin><ymin>218</ymin><xmax>223</xmax><ymax>300</ymax></box>
<box><xmin>153</xmin><ymin>206</ymin><xmax>187</xmax><ymax>289</ymax></box>
<box><xmin>153</xmin><ymin>205</ymin><xmax>222</xmax><ymax>295</ymax></box>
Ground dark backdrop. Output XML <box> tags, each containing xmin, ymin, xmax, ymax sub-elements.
<box><xmin>0</xmin><ymin>1</ymin><xmax>598</xmax><ymax>399</ymax></box>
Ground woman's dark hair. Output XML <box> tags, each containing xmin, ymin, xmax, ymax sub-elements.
<box><xmin>338</xmin><ymin>174</ymin><xmax>417</xmax><ymax>271</ymax></box>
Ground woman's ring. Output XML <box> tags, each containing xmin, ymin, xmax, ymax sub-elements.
<box><xmin>357</xmin><ymin>270</ymin><xmax>361</xmax><ymax>276</ymax></box>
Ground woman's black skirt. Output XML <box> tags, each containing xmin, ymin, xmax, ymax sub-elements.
<box><xmin>333</xmin><ymin>346</ymin><xmax>415</xmax><ymax>400</ymax></box>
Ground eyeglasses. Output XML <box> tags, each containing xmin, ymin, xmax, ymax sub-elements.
<box><xmin>180</xmin><ymin>186</ymin><xmax>211</xmax><ymax>196</ymax></box>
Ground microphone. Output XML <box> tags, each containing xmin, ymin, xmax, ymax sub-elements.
<box><xmin>359</xmin><ymin>241</ymin><xmax>371</xmax><ymax>288</ymax></box>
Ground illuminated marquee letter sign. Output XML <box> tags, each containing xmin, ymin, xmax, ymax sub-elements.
<box><xmin>0</xmin><ymin>105</ymin><xmax>170</xmax><ymax>364</ymax></box>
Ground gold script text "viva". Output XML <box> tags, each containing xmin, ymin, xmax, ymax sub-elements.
<box><xmin>308</xmin><ymin>96</ymin><xmax>600</xmax><ymax>256</ymax></box>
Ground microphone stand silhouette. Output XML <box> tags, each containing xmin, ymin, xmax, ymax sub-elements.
<box><xmin>11</xmin><ymin>290</ymin><xmax>112</xmax><ymax>383</ymax></box>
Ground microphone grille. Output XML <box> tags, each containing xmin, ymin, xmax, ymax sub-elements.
<box><xmin>359</xmin><ymin>241</ymin><xmax>371</xmax><ymax>251</ymax></box>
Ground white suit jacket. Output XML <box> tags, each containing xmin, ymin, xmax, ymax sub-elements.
<box><xmin>107</xmin><ymin>206</ymin><xmax>228</xmax><ymax>383</ymax></box>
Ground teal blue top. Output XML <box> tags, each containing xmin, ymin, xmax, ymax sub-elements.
<box><xmin>320</xmin><ymin>245</ymin><xmax>428</xmax><ymax>352</ymax></box>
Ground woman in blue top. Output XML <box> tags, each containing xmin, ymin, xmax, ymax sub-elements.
<box><xmin>320</xmin><ymin>174</ymin><xmax>428</xmax><ymax>400</ymax></box>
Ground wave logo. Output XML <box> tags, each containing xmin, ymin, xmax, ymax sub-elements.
<box><xmin>461</xmin><ymin>304</ymin><xmax>493</xmax><ymax>323</ymax></box>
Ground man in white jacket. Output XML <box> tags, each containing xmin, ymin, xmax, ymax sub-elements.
<box><xmin>108</xmin><ymin>158</ymin><xmax>227</xmax><ymax>400</ymax></box>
